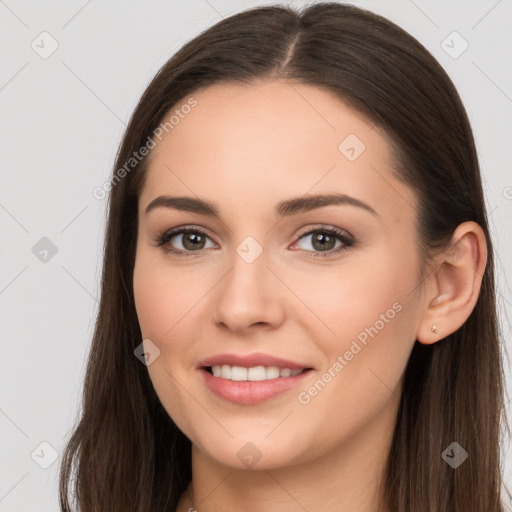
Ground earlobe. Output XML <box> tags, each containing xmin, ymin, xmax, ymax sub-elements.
<box><xmin>416</xmin><ymin>221</ymin><xmax>487</xmax><ymax>345</ymax></box>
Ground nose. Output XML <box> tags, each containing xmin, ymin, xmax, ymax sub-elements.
<box><xmin>213</xmin><ymin>248</ymin><xmax>286</xmax><ymax>333</ymax></box>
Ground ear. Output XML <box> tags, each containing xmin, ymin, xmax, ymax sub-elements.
<box><xmin>416</xmin><ymin>221</ymin><xmax>488</xmax><ymax>345</ymax></box>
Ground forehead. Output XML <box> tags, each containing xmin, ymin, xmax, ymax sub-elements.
<box><xmin>141</xmin><ymin>80</ymin><xmax>415</xmax><ymax>223</ymax></box>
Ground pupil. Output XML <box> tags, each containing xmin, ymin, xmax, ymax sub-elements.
<box><xmin>313</xmin><ymin>232</ymin><xmax>334</xmax><ymax>251</ymax></box>
<box><xmin>184</xmin><ymin>233</ymin><xmax>204</xmax><ymax>250</ymax></box>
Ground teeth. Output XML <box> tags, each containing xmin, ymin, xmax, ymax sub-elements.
<box><xmin>266</xmin><ymin>366</ymin><xmax>280</xmax><ymax>379</ymax></box>
<box><xmin>248</xmin><ymin>366</ymin><xmax>267</xmax><ymax>381</ymax></box>
<box><xmin>221</xmin><ymin>365</ymin><xmax>231</xmax><ymax>379</ymax></box>
<box><xmin>231</xmin><ymin>366</ymin><xmax>247</xmax><ymax>381</ymax></box>
<box><xmin>210</xmin><ymin>365</ymin><xmax>305</xmax><ymax>381</ymax></box>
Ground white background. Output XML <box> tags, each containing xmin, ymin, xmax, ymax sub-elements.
<box><xmin>1</xmin><ymin>1</ymin><xmax>511</xmax><ymax>510</ymax></box>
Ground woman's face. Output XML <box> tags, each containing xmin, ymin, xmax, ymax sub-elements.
<box><xmin>133</xmin><ymin>80</ymin><xmax>426</xmax><ymax>470</ymax></box>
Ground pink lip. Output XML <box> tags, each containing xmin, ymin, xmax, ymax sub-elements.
<box><xmin>199</xmin><ymin>367</ymin><xmax>314</xmax><ymax>405</ymax></box>
<box><xmin>197</xmin><ymin>352</ymin><xmax>312</xmax><ymax>370</ymax></box>
<box><xmin>197</xmin><ymin>353</ymin><xmax>314</xmax><ymax>405</ymax></box>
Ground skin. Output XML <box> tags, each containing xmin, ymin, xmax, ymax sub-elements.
<box><xmin>132</xmin><ymin>80</ymin><xmax>487</xmax><ymax>512</ymax></box>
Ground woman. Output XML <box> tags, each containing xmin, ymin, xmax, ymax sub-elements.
<box><xmin>59</xmin><ymin>3</ymin><xmax>509</xmax><ymax>511</ymax></box>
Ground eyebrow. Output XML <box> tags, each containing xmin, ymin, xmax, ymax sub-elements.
<box><xmin>145</xmin><ymin>192</ymin><xmax>378</xmax><ymax>218</ymax></box>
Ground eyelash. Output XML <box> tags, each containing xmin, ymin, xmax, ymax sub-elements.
<box><xmin>153</xmin><ymin>224</ymin><xmax>356</xmax><ymax>259</ymax></box>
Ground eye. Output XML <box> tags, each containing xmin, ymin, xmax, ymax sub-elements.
<box><xmin>291</xmin><ymin>225</ymin><xmax>355</xmax><ymax>258</ymax></box>
<box><xmin>153</xmin><ymin>224</ymin><xmax>356</xmax><ymax>258</ymax></box>
<box><xmin>154</xmin><ymin>226</ymin><xmax>216</xmax><ymax>255</ymax></box>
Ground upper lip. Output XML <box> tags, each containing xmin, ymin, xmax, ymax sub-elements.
<box><xmin>198</xmin><ymin>352</ymin><xmax>313</xmax><ymax>370</ymax></box>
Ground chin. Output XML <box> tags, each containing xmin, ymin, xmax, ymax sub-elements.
<box><xmin>190</xmin><ymin>431</ymin><xmax>315</xmax><ymax>471</ymax></box>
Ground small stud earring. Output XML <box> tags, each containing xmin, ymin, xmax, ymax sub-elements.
<box><xmin>431</xmin><ymin>325</ymin><xmax>438</xmax><ymax>334</ymax></box>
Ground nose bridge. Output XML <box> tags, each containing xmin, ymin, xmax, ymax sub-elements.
<box><xmin>213</xmin><ymin>235</ymin><xmax>284</xmax><ymax>330</ymax></box>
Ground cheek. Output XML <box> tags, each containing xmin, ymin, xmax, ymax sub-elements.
<box><xmin>292</xmin><ymin>244</ymin><xmax>417</xmax><ymax>336</ymax></box>
<box><xmin>133</xmin><ymin>267</ymin><xmax>173</xmax><ymax>340</ymax></box>
<box><xmin>288</xmin><ymin>288</ymin><xmax>415</xmax><ymax>459</ymax></box>
<box><xmin>133</xmin><ymin>250</ymin><xmax>201</xmax><ymax>432</ymax></box>
<box><xmin>291</xmin><ymin>248</ymin><xmax>418</xmax><ymax>394</ymax></box>
<box><xmin>133</xmin><ymin>250</ymin><xmax>202</xmax><ymax>342</ymax></box>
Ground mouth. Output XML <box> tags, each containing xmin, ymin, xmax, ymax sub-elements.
<box><xmin>197</xmin><ymin>353</ymin><xmax>315</xmax><ymax>405</ymax></box>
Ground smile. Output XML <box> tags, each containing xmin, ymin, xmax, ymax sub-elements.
<box><xmin>199</xmin><ymin>366</ymin><xmax>314</xmax><ymax>405</ymax></box>
<box><xmin>207</xmin><ymin>364</ymin><xmax>306</xmax><ymax>381</ymax></box>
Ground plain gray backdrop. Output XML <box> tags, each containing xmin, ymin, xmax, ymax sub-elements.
<box><xmin>1</xmin><ymin>1</ymin><xmax>511</xmax><ymax>510</ymax></box>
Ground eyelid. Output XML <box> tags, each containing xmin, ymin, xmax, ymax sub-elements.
<box><xmin>293</xmin><ymin>224</ymin><xmax>351</xmax><ymax>241</ymax></box>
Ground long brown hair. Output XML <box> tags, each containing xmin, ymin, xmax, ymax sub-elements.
<box><xmin>59</xmin><ymin>3</ymin><xmax>509</xmax><ymax>511</ymax></box>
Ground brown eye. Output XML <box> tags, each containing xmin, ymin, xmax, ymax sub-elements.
<box><xmin>156</xmin><ymin>227</ymin><xmax>215</xmax><ymax>255</ymax></box>
<box><xmin>292</xmin><ymin>225</ymin><xmax>355</xmax><ymax>258</ymax></box>
<box><xmin>310</xmin><ymin>231</ymin><xmax>337</xmax><ymax>251</ymax></box>
<box><xmin>180</xmin><ymin>231</ymin><xmax>207</xmax><ymax>250</ymax></box>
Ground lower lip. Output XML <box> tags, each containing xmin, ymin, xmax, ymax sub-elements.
<box><xmin>199</xmin><ymin>368</ymin><xmax>313</xmax><ymax>405</ymax></box>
